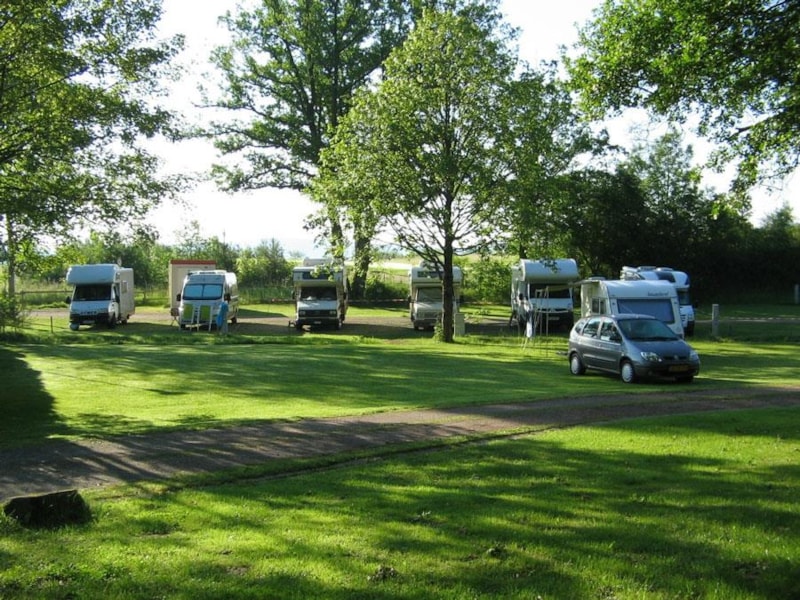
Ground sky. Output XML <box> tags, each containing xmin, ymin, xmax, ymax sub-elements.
<box><xmin>148</xmin><ymin>0</ymin><xmax>798</xmax><ymax>255</ymax></box>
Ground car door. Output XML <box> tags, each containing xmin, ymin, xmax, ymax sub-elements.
<box><xmin>578</xmin><ymin>317</ymin><xmax>604</xmax><ymax>368</ymax></box>
<box><xmin>594</xmin><ymin>318</ymin><xmax>624</xmax><ymax>373</ymax></box>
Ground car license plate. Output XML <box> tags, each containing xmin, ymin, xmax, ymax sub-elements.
<box><xmin>669</xmin><ymin>365</ymin><xmax>690</xmax><ymax>372</ymax></box>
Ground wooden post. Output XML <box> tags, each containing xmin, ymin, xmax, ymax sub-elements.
<box><xmin>711</xmin><ymin>303</ymin><xmax>720</xmax><ymax>337</ymax></box>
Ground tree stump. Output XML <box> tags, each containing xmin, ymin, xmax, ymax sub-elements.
<box><xmin>4</xmin><ymin>489</ymin><xmax>91</xmax><ymax>528</ymax></box>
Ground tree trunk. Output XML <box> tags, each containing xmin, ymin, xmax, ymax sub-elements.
<box><xmin>3</xmin><ymin>216</ymin><xmax>17</xmax><ymax>296</ymax></box>
<box><xmin>442</xmin><ymin>241</ymin><xmax>454</xmax><ymax>343</ymax></box>
<box><xmin>350</xmin><ymin>232</ymin><xmax>372</xmax><ymax>300</ymax></box>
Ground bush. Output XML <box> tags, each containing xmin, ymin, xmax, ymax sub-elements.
<box><xmin>461</xmin><ymin>257</ymin><xmax>510</xmax><ymax>304</ymax></box>
<box><xmin>0</xmin><ymin>293</ymin><xmax>27</xmax><ymax>333</ymax></box>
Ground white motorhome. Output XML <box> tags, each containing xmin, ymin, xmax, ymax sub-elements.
<box><xmin>620</xmin><ymin>266</ymin><xmax>695</xmax><ymax>336</ymax></box>
<box><xmin>168</xmin><ymin>259</ymin><xmax>216</xmax><ymax>318</ymax></box>
<box><xmin>176</xmin><ymin>270</ymin><xmax>239</xmax><ymax>330</ymax></box>
<box><xmin>65</xmin><ymin>264</ymin><xmax>135</xmax><ymax>330</ymax></box>
<box><xmin>510</xmin><ymin>258</ymin><xmax>579</xmax><ymax>332</ymax></box>
<box><xmin>408</xmin><ymin>262</ymin><xmax>463</xmax><ymax>331</ymax></box>
<box><xmin>292</xmin><ymin>258</ymin><xmax>348</xmax><ymax>330</ymax></box>
<box><xmin>579</xmin><ymin>278</ymin><xmax>684</xmax><ymax>338</ymax></box>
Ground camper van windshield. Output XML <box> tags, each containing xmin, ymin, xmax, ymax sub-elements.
<box><xmin>529</xmin><ymin>284</ymin><xmax>571</xmax><ymax>299</ymax></box>
<box><xmin>616</xmin><ymin>299</ymin><xmax>675</xmax><ymax>323</ymax></box>
<box><xmin>416</xmin><ymin>288</ymin><xmax>442</xmax><ymax>302</ymax></box>
<box><xmin>73</xmin><ymin>284</ymin><xmax>111</xmax><ymax>301</ymax></box>
<box><xmin>300</xmin><ymin>287</ymin><xmax>336</xmax><ymax>300</ymax></box>
<box><xmin>183</xmin><ymin>283</ymin><xmax>223</xmax><ymax>300</ymax></box>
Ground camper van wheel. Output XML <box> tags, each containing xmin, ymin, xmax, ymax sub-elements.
<box><xmin>107</xmin><ymin>316</ymin><xmax>117</xmax><ymax>329</ymax></box>
<box><xmin>569</xmin><ymin>353</ymin><xmax>585</xmax><ymax>376</ymax></box>
<box><xmin>620</xmin><ymin>360</ymin><xmax>637</xmax><ymax>384</ymax></box>
<box><xmin>69</xmin><ymin>323</ymin><xmax>79</xmax><ymax>331</ymax></box>
<box><xmin>231</xmin><ymin>316</ymin><xmax>237</xmax><ymax>324</ymax></box>
<box><xmin>295</xmin><ymin>322</ymin><xmax>304</xmax><ymax>331</ymax></box>
<box><xmin>336</xmin><ymin>318</ymin><xmax>343</xmax><ymax>330</ymax></box>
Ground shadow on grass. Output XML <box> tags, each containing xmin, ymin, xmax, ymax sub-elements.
<box><xmin>15</xmin><ymin>408</ymin><xmax>791</xmax><ymax>599</ymax></box>
<box><xmin>0</xmin><ymin>346</ymin><xmax>67</xmax><ymax>447</ymax></box>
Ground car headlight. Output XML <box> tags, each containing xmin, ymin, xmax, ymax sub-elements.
<box><xmin>640</xmin><ymin>351</ymin><xmax>661</xmax><ymax>363</ymax></box>
<box><xmin>690</xmin><ymin>350</ymin><xmax>700</xmax><ymax>361</ymax></box>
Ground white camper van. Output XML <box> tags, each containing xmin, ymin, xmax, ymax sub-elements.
<box><xmin>510</xmin><ymin>258</ymin><xmax>579</xmax><ymax>331</ymax></box>
<box><xmin>65</xmin><ymin>264</ymin><xmax>135</xmax><ymax>330</ymax></box>
<box><xmin>176</xmin><ymin>270</ymin><xmax>239</xmax><ymax>330</ymax></box>
<box><xmin>620</xmin><ymin>266</ymin><xmax>695</xmax><ymax>336</ymax></box>
<box><xmin>408</xmin><ymin>262</ymin><xmax>463</xmax><ymax>331</ymax></box>
<box><xmin>169</xmin><ymin>259</ymin><xmax>216</xmax><ymax>318</ymax></box>
<box><xmin>579</xmin><ymin>278</ymin><xmax>684</xmax><ymax>338</ymax></box>
<box><xmin>292</xmin><ymin>258</ymin><xmax>348</xmax><ymax>330</ymax></box>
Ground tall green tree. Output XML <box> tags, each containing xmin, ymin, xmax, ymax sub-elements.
<box><xmin>561</xmin><ymin>169</ymin><xmax>647</xmax><ymax>276</ymax></box>
<box><xmin>317</xmin><ymin>5</ymin><xmax>515</xmax><ymax>342</ymax></box>
<box><xmin>202</xmin><ymin>0</ymin><xmax>415</xmax><ymax>296</ymax></box>
<box><xmin>496</xmin><ymin>66</ymin><xmax>604</xmax><ymax>259</ymax></box>
<box><xmin>0</xmin><ymin>0</ymin><xmax>184</xmax><ymax>295</ymax></box>
<box><xmin>621</xmin><ymin>130</ymin><xmax>720</xmax><ymax>267</ymax></box>
<box><xmin>567</xmin><ymin>0</ymin><xmax>800</xmax><ymax>194</ymax></box>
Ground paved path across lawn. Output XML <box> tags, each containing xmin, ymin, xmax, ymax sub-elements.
<box><xmin>2</xmin><ymin>386</ymin><xmax>799</xmax><ymax>502</ymax></box>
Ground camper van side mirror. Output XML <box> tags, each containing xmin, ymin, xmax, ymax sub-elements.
<box><xmin>176</xmin><ymin>293</ymin><xmax>181</xmax><ymax>302</ymax></box>
<box><xmin>65</xmin><ymin>296</ymin><xmax>71</xmax><ymax>305</ymax></box>
<box><xmin>224</xmin><ymin>293</ymin><xmax>231</xmax><ymax>302</ymax></box>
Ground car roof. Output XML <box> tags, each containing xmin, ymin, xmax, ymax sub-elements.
<box><xmin>580</xmin><ymin>314</ymin><xmax>657</xmax><ymax>323</ymax></box>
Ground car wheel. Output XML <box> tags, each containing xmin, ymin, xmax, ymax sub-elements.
<box><xmin>569</xmin><ymin>353</ymin><xmax>585</xmax><ymax>375</ymax></box>
<box><xmin>620</xmin><ymin>360</ymin><xmax>636</xmax><ymax>384</ymax></box>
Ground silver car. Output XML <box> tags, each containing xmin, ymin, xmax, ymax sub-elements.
<box><xmin>568</xmin><ymin>314</ymin><xmax>700</xmax><ymax>383</ymax></box>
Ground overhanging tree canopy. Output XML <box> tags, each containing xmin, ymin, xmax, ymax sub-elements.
<box><xmin>567</xmin><ymin>0</ymin><xmax>800</xmax><ymax>192</ymax></box>
<box><xmin>0</xmin><ymin>0</ymin><xmax>184</xmax><ymax>293</ymax></box>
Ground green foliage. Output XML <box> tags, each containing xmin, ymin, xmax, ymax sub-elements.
<box><xmin>568</xmin><ymin>0</ymin><xmax>800</xmax><ymax>192</ymax></box>
<box><xmin>495</xmin><ymin>66</ymin><xmax>604</xmax><ymax>258</ymax></box>
<box><xmin>461</xmin><ymin>256</ymin><xmax>510</xmax><ymax>303</ymax></box>
<box><xmin>0</xmin><ymin>0</ymin><xmax>185</xmax><ymax>295</ymax></box>
<box><xmin>0</xmin><ymin>292</ymin><xmax>26</xmax><ymax>333</ymax></box>
<box><xmin>235</xmin><ymin>239</ymin><xmax>292</xmax><ymax>287</ymax></box>
<box><xmin>319</xmin><ymin>6</ymin><xmax>517</xmax><ymax>341</ymax></box>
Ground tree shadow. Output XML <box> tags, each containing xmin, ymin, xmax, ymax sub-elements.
<box><xmin>0</xmin><ymin>346</ymin><xmax>67</xmax><ymax>448</ymax></box>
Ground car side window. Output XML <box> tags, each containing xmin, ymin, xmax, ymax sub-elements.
<box><xmin>599</xmin><ymin>320</ymin><xmax>619</xmax><ymax>342</ymax></box>
<box><xmin>582</xmin><ymin>318</ymin><xmax>601</xmax><ymax>338</ymax></box>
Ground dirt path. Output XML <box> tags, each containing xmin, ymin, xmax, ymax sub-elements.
<box><xmin>2</xmin><ymin>386</ymin><xmax>798</xmax><ymax>502</ymax></box>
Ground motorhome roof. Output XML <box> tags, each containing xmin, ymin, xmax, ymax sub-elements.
<box><xmin>581</xmin><ymin>278</ymin><xmax>676</xmax><ymax>297</ymax></box>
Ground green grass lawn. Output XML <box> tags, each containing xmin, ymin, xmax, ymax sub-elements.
<box><xmin>3</xmin><ymin>316</ymin><xmax>799</xmax><ymax>448</ymax></box>
<box><xmin>1</xmin><ymin>407</ymin><xmax>798</xmax><ymax>599</ymax></box>
<box><xmin>1</xmin><ymin>304</ymin><xmax>799</xmax><ymax>598</ymax></box>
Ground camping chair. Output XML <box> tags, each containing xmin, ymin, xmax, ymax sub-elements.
<box><xmin>180</xmin><ymin>302</ymin><xmax>195</xmax><ymax>330</ymax></box>
<box><xmin>199</xmin><ymin>304</ymin><xmax>212</xmax><ymax>331</ymax></box>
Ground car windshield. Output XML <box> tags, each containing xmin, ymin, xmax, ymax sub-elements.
<box><xmin>618</xmin><ymin>319</ymin><xmax>677</xmax><ymax>341</ymax></box>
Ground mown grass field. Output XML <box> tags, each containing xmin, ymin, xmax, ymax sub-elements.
<box><xmin>1</xmin><ymin>303</ymin><xmax>799</xmax><ymax>598</ymax></box>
